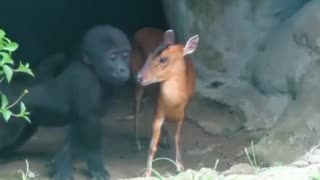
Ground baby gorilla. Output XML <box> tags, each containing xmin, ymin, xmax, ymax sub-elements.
<box><xmin>47</xmin><ymin>25</ymin><xmax>130</xmax><ymax>180</ymax></box>
<box><xmin>0</xmin><ymin>25</ymin><xmax>131</xmax><ymax>180</ymax></box>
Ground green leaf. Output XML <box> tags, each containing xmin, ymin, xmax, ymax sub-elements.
<box><xmin>17</xmin><ymin>61</ymin><xmax>34</xmax><ymax>77</ymax></box>
<box><xmin>22</xmin><ymin>116</ymin><xmax>31</xmax><ymax>123</ymax></box>
<box><xmin>3</xmin><ymin>65</ymin><xmax>13</xmax><ymax>82</ymax></box>
<box><xmin>6</xmin><ymin>57</ymin><xmax>14</xmax><ymax>65</ymax></box>
<box><xmin>2</xmin><ymin>37</ymin><xmax>11</xmax><ymax>44</ymax></box>
<box><xmin>0</xmin><ymin>29</ymin><xmax>5</xmax><ymax>39</ymax></box>
<box><xmin>20</xmin><ymin>102</ymin><xmax>26</xmax><ymax>113</ymax></box>
<box><xmin>1</xmin><ymin>94</ymin><xmax>8</xmax><ymax>108</ymax></box>
<box><xmin>0</xmin><ymin>52</ymin><xmax>9</xmax><ymax>62</ymax></box>
<box><xmin>3</xmin><ymin>42</ymin><xmax>18</xmax><ymax>52</ymax></box>
<box><xmin>2</xmin><ymin>109</ymin><xmax>12</xmax><ymax>122</ymax></box>
<box><xmin>0</xmin><ymin>52</ymin><xmax>14</xmax><ymax>65</ymax></box>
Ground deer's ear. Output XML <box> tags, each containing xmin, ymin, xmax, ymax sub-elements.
<box><xmin>164</xmin><ymin>29</ymin><xmax>175</xmax><ymax>44</ymax></box>
<box><xmin>183</xmin><ymin>35</ymin><xmax>199</xmax><ymax>56</ymax></box>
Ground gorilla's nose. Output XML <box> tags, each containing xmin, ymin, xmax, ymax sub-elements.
<box><xmin>119</xmin><ymin>68</ymin><xmax>126</xmax><ymax>73</ymax></box>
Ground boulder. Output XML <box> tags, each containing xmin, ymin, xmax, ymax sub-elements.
<box><xmin>255</xmin><ymin>59</ymin><xmax>320</xmax><ymax>164</ymax></box>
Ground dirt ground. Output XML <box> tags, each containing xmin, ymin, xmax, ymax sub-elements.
<box><xmin>0</xmin><ymin>87</ymin><xmax>251</xmax><ymax>180</ymax></box>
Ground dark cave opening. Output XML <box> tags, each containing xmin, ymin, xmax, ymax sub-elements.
<box><xmin>0</xmin><ymin>0</ymin><xmax>168</xmax><ymax>67</ymax></box>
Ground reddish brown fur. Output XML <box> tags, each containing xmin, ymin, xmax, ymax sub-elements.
<box><xmin>154</xmin><ymin>46</ymin><xmax>195</xmax><ymax>120</ymax></box>
<box><xmin>129</xmin><ymin>27</ymin><xmax>169</xmax><ymax>152</ymax></box>
<box><xmin>136</xmin><ymin>30</ymin><xmax>199</xmax><ymax>177</ymax></box>
<box><xmin>130</xmin><ymin>27</ymin><xmax>164</xmax><ymax>75</ymax></box>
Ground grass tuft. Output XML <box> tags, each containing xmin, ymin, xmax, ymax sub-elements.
<box><xmin>244</xmin><ymin>141</ymin><xmax>259</xmax><ymax>172</ymax></box>
<box><xmin>15</xmin><ymin>159</ymin><xmax>38</xmax><ymax>180</ymax></box>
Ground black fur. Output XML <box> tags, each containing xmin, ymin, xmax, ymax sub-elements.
<box><xmin>0</xmin><ymin>24</ymin><xmax>131</xmax><ymax>180</ymax></box>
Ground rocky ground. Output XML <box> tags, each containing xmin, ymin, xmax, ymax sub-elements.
<box><xmin>124</xmin><ymin>144</ymin><xmax>320</xmax><ymax>180</ymax></box>
<box><xmin>0</xmin><ymin>89</ymin><xmax>251</xmax><ymax>180</ymax></box>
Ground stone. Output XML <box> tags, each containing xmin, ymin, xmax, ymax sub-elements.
<box><xmin>255</xmin><ymin>59</ymin><xmax>320</xmax><ymax>164</ymax></box>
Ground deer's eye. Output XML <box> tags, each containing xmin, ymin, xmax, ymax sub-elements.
<box><xmin>159</xmin><ymin>57</ymin><xmax>168</xmax><ymax>63</ymax></box>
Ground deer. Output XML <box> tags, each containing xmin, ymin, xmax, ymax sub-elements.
<box><xmin>136</xmin><ymin>29</ymin><xmax>199</xmax><ymax>176</ymax></box>
<box><xmin>129</xmin><ymin>27</ymin><xmax>170</xmax><ymax>151</ymax></box>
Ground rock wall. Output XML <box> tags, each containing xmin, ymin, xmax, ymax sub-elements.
<box><xmin>162</xmin><ymin>0</ymin><xmax>320</xmax><ymax>164</ymax></box>
<box><xmin>250</xmin><ymin>1</ymin><xmax>320</xmax><ymax>163</ymax></box>
<box><xmin>162</xmin><ymin>0</ymin><xmax>308</xmax><ymax>134</ymax></box>
<box><xmin>163</xmin><ymin>0</ymin><xmax>310</xmax><ymax>79</ymax></box>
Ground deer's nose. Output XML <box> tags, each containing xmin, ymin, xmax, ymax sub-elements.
<box><xmin>136</xmin><ymin>73</ymin><xmax>143</xmax><ymax>83</ymax></box>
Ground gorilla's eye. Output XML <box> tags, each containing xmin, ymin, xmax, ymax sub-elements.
<box><xmin>110</xmin><ymin>52</ymin><xmax>117</xmax><ymax>61</ymax></box>
<box><xmin>159</xmin><ymin>57</ymin><xmax>168</xmax><ymax>63</ymax></box>
<box><xmin>122</xmin><ymin>51</ymin><xmax>129</xmax><ymax>59</ymax></box>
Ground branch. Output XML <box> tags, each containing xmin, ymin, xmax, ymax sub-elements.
<box><xmin>7</xmin><ymin>90</ymin><xmax>28</xmax><ymax>109</ymax></box>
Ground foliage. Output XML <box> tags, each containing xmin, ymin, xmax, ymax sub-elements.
<box><xmin>0</xmin><ymin>28</ymin><xmax>34</xmax><ymax>123</ymax></box>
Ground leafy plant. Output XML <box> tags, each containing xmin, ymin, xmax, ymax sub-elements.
<box><xmin>0</xmin><ymin>28</ymin><xmax>34</xmax><ymax>123</ymax></box>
